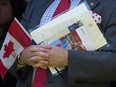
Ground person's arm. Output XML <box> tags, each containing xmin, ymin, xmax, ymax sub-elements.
<box><xmin>32</xmin><ymin>44</ymin><xmax>68</xmax><ymax>68</ymax></box>
<box><xmin>16</xmin><ymin>45</ymin><xmax>50</xmax><ymax>77</ymax></box>
<box><xmin>13</xmin><ymin>0</ymin><xmax>38</xmax><ymax>78</ymax></box>
<box><xmin>16</xmin><ymin>55</ymin><xmax>31</xmax><ymax>78</ymax></box>
<box><xmin>68</xmin><ymin>6</ymin><xmax>116</xmax><ymax>85</ymax></box>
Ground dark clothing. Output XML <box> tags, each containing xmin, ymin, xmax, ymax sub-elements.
<box><xmin>68</xmin><ymin>0</ymin><xmax>116</xmax><ymax>87</ymax></box>
<box><xmin>0</xmin><ymin>73</ymin><xmax>16</xmax><ymax>87</ymax></box>
<box><xmin>14</xmin><ymin>0</ymin><xmax>116</xmax><ymax>87</ymax></box>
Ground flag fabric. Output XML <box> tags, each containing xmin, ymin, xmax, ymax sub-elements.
<box><xmin>90</xmin><ymin>11</ymin><xmax>102</xmax><ymax>24</ymax></box>
<box><xmin>0</xmin><ymin>18</ymin><xmax>32</xmax><ymax>79</ymax></box>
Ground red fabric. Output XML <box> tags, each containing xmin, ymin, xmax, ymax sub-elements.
<box><xmin>0</xmin><ymin>18</ymin><xmax>32</xmax><ymax>79</ymax></box>
<box><xmin>53</xmin><ymin>0</ymin><xmax>70</xmax><ymax>17</ymax></box>
<box><xmin>0</xmin><ymin>60</ymin><xmax>7</xmax><ymax>79</ymax></box>
<box><xmin>33</xmin><ymin>0</ymin><xmax>70</xmax><ymax>87</ymax></box>
<box><xmin>9</xmin><ymin>19</ymin><xmax>32</xmax><ymax>48</ymax></box>
<box><xmin>32</xmin><ymin>68</ymin><xmax>47</xmax><ymax>87</ymax></box>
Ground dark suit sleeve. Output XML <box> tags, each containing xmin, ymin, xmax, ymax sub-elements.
<box><xmin>68</xmin><ymin>4</ymin><xmax>116</xmax><ymax>85</ymax></box>
<box><xmin>8</xmin><ymin>58</ymin><xmax>31</xmax><ymax>79</ymax></box>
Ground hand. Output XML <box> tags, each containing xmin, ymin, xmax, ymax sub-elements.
<box><xmin>33</xmin><ymin>44</ymin><xmax>68</xmax><ymax>68</ymax></box>
<box><xmin>19</xmin><ymin>44</ymin><xmax>52</xmax><ymax>69</ymax></box>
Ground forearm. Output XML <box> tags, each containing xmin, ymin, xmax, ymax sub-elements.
<box><xmin>68</xmin><ymin>50</ymin><xmax>116</xmax><ymax>83</ymax></box>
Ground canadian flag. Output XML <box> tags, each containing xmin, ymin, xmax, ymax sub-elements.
<box><xmin>0</xmin><ymin>18</ymin><xmax>32</xmax><ymax>79</ymax></box>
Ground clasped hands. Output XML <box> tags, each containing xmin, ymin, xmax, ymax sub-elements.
<box><xmin>19</xmin><ymin>44</ymin><xmax>68</xmax><ymax>69</ymax></box>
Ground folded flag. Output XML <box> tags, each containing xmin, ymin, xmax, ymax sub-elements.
<box><xmin>0</xmin><ymin>18</ymin><xmax>32</xmax><ymax>79</ymax></box>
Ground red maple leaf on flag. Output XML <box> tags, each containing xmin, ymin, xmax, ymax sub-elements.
<box><xmin>3</xmin><ymin>40</ymin><xmax>14</xmax><ymax>59</ymax></box>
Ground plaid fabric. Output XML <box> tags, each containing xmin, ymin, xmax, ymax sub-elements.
<box><xmin>40</xmin><ymin>0</ymin><xmax>60</xmax><ymax>26</ymax></box>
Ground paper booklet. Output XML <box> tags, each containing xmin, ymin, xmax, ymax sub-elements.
<box><xmin>30</xmin><ymin>3</ymin><xmax>107</xmax><ymax>75</ymax></box>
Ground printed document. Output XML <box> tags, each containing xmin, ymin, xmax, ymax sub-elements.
<box><xmin>30</xmin><ymin>3</ymin><xmax>107</xmax><ymax>75</ymax></box>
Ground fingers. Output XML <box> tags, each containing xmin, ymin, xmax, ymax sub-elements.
<box><xmin>29</xmin><ymin>56</ymin><xmax>48</xmax><ymax>62</ymax></box>
<box><xmin>29</xmin><ymin>56</ymin><xmax>49</xmax><ymax>69</ymax></box>
<box><xmin>35</xmin><ymin>51</ymin><xmax>49</xmax><ymax>57</ymax></box>
<box><xmin>33</xmin><ymin>60</ymin><xmax>48</xmax><ymax>69</ymax></box>
<box><xmin>40</xmin><ymin>44</ymin><xmax>52</xmax><ymax>49</ymax></box>
<box><xmin>30</xmin><ymin>44</ymin><xmax>52</xmax><ymax>53</ymax></box>
<box><xmin>20</xmin><ymin>44</ymin><xmax>52</xmax><ymax>69</ymax></box>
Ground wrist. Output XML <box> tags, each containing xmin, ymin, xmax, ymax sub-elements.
<box><xmin>17</xmin><ymin>54</ymin><xmax>25</xmax><ymax>65</ymax></box>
